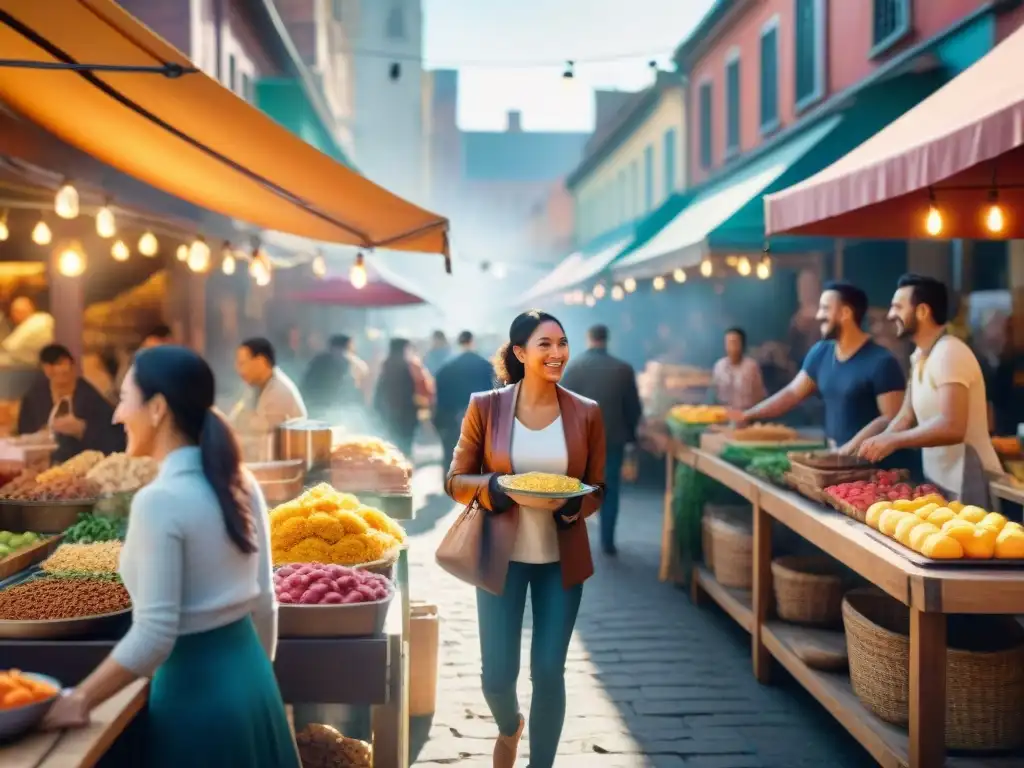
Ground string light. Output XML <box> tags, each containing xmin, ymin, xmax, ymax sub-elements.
<box><xmin>653</xmin><ymin>275</ymin><xmax>666</xmax><ymax>291</ymax></box>
<box><xmin>985</xmin><ymin>192</ymin><xmax>1005</xmax><ymax>234</ymax></box>
<box><xmin>584</xmin><ymin>294</ymin><xmax>596</xmax><ymax>307</ymax></box>
<box><xmin>737</xmin><ymin>256</ymin><xmax>751</xmax><ymax>276</ymax></box>
<box><xmin>700</xmin><ymin>258</ymin><xmax>713</xmax><ymax>277</ymax></box>
<box><xmin>138</xmin><ymin>231</ymin><xmax>159</xmax><ymax>257</ymax></box>
<box><xmin>0</xmin><ymin>210</ymin><xmax>8</xmax><ymax>242</ymax></box>
<box><xmin>611</xmin><ymin>285</ymin><xmax>624</xmax><ymax>301</ymax></box>
<box><xmin>593</xmin><ymin>283</ymin><xmax>606</xmax><ymax>299</ymax></box>
<box><xmin>349</xmin><ymin>252</ymin><xmax>368</xmax><ymax>289</ymax></box>
<box><xmin>111</xmin><ymin>240</ymin><xmax>130</xmax><ymax>261</ymax></box>
<box><xmin>175</xmin><ymin>244</ymin><xmax>188</xmax><ymax>262</ymax></box>
<box><xmin>57</xmin><ymin>242</ymin><xmax>87</xmax><ymax>277</ymax></box>
<box><xmin>673</xmin><ymin>268</ymin><xmax>686</xmax><ymax>283</ymax></box>
<box><xmin>95</xmin><ymin>203</ymin><xmax>116</xmax><ymax>238</ymax></box>
<box><xmin>624</xmin><ymin>276</ymin><xmax>637</xmax><ymax>293</ymax></box>
<box><xmin>572</xmin><ymin>289</ymin><xmax>585</xmax><ymax>303</ymax></box>
<box><xmin>250</xmin><ymin>247</ymin><xmax>272</xmax><ymax>286</ymax></box>
<box><xmin>31</xmin><ymin>220</ymin><xmax>52</xmax><ymax>246</ymax></box>
<box><xmin>311</xmin><ymin>254</ymin><xmax>327</xmax><ymax>278</ymax></box>
<box><xmin>54</xmin><ymin>182</ymin><xmax>79</xmax><ymax>220</ymax></box>
<box><xmin>222</xmin><ymin>252</ymin><xmax>236</xmax><ymax>275</ymax></box>
<box><xmin>924</xmin><ymin>189</ymin><xmax>943</xmax><ymax>237</ymax></box>
<box><xmin>187</xmin><ymin>238</ymin><xmax>211</xmax><ymax>273</ymax></box>
<box><xmin>756</xmin><ymin>259</ymin><xmax>771</xmax><ymax>280</ymax></box>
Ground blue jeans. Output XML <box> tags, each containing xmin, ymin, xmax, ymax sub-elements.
<box><xmin>600</xmin><ymin>445</ymin><xmax>625</xmax><ymax>551</ymax></box>
<box><xmin>477</xmin><ymin>562</ymin><xmax>583</xmax><ymax>768</ymax></box>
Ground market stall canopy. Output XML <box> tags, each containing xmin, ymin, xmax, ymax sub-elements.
<box><xmin>613</xmin><ymin>116</ymin><xmax>841</xmax><ymax>280</ymax></box>
<box><xmin>285</xmin><ymin>277</ymin><xmax>423</xmax><ymax>308</ymax></box>
<box><xmin>514</xmin><ymin>236</ymin><xmax>631</xmax><ymax>305</ymax></box>
<box><xmin>764</xmin><ymin>24</ymin><xmax>1024</xmax><ymax>240</ymax></box>
<box><xmin>0</xmin><ymin>0</ymin><xmax>449</xmax><ymax>262</ymax></box>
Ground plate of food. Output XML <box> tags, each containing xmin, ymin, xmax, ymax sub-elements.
<box><xmin>497</xmin><ymin>472</ymin><xmax>598</xmax><ymax>500</ymax></box>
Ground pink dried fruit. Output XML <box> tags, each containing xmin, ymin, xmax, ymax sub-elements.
<box><xmin>278</xmin><ymin>592</ymin><xmax>294</xmax><ymax>603</ymax></box>
<box><xmin>341</xmin><ymin>592</ymin><xmax>363</xmax><ymax>604</ymax></box>
<box><xmin>323</xmin><ymin>592</ymin><xmax>343</xmax><ymax>604</ymax></box>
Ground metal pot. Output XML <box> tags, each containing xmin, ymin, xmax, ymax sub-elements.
<box><xmin>275</xmin><ymin>419</ymin><xmax>332</xmax><ymax>470</ymax></box>
<box><xmin>247</xmin><ymin>459</ymin><xmax>306</xmax><ymax>505</ymax></box>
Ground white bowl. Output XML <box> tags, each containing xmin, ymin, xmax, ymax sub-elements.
<box><xmin>0</xmin><ymin>672</ymin><xmax>61</xmax><ymax>740</ymax></box>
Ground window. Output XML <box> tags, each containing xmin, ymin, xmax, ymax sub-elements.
<box><xmin>760</xmin><ymin>18</ymin><xmax>779</xmax><ymax>132</ymax></box>
<box><xmin>629</xmin><ymin>160</ymin><xmax>639</xmax><ymax>218</ymax></box>
<box><xmin>699</xmin><ymin>81</ymin><xmax>713</xmax><ymax>170</ymax></box>
<box><xmin>795</xmin><ymin>0</ymin><xmax>826</xmax><ymax>110</ymax></box>
<box><xmin>872</xmin><ymin>0</ymin><xmax>911</xmax><ymax>55</ymax></box>
<box><xmin>227</xmin><ymin>54</ymin><xmax>237</xmax><ymax>93</ymax></box>
<box><xmin>663</xmin><ymin>128</ymin><xmax>677</xmax><ymax>199</ymax></box>
<box><xmin>725</xmin><ymin>52</ymin><xmax>740</xmax><ymax>157</ymax></box>
<box><xmin>643</xmin><ymin>145</ymin><xmax>654</xmax><ymax>213</ymax></box>
<box><xmin>386</xmin><ymin>6</ymin><xmax>405</xmax><ymax>40</ymax></box>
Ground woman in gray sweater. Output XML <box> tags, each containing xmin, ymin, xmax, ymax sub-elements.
<box><xmin>43</xmin><ymin>346</ymin><xmax>299</xmax><ymax>767</ymax></box>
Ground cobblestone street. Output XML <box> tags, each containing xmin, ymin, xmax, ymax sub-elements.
<box><xmin>405</xmin><ymin>459</ymin><xmax>872</xmax><ymax>768</ymax></box>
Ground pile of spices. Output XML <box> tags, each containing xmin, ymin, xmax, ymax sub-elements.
<box><xmin>0</xmin><ymin>577</ymin><xmax>130</xmax><ymax>620</ymax></box>
<box><xmin>41</xmin><ymin>541</ymin><xmax>121</xmax><ymax>574</ymax></box>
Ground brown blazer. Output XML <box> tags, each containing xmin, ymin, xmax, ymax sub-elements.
<box><xmin>445</xmin><ymin>383</ymin><xmax>607</xmax><ymax>590</ymax></box>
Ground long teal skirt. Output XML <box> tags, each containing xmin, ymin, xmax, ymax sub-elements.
<box><xmin>147</xmin><ymin>617</ymin><xmax>300</xmax><ymax>768</ymax></box>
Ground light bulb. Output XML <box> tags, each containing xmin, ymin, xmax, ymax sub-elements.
<box><xmin>737</xmin><ymin>256</ymin><xmax>752</xmax><ymax>276</ymax></box>
<box><xmin>250</xmin><ymin>249</ymin><xmax>272</xmax><ymax>285</ymax></box>
<box><xmin>700</xmin><ymin>259</ymin><xmax>713</xmax><ymax>277</ymax></box>
<box><xmin>349</xmin><ymin>252</ymin><xmax>367</xmax><ymax>290</ymax></box>
<box><xmin>756</xmin><ymin>261</ymin><xmax>771</xmax><ymax>280</ymax></box>
<box><xmin>985</xmin><ymin>203</ymin><xmax>1005</xmax><ymax>234</ymax></box>
<box><xmin>673</xmin><ymin>268</ymin><xmax>686</xmax><ymax>283</ymax></box>
<box><xmin>725</xmin><ymin>255</ymin><xmax>739</xmax><ymax>267</ymax></box>
<box><xmin>593</xmin><ymin>283</ymin><xmax>606</xmax><ymax>299</ymax></box>
<box><xmin>311</xmin><ymin>255</ymin><xmax>327</xmax><ymax>277</ymax></box>
<box><xmin>572</xmin><ymin>290</ymin><xmax>585</xmax><ymax>303</ymax></box>
<box><xmin>653</xmin><ymin>276</ymin><xmax>666</xmax><ymax>291</ymax></box>
<box><xmin>624</xmin><ymin>277</ymin><xmax>637</xmax><ymax>293</ymax></box>
<box><xmin>57</xmin><ymin>244</ymin><xmax>86</xmax><ymax>277</ymax></box>
<box><xmin>54</xmin><ymin>183</ymin><xmax>79</xmax><ymax>219</ymax></box>
<box><xmin>32</xmin><ymin>220</ymin><xmax>52</xmax><ymax>246</ymax></box>
<box><xmin>222</xmin><ymin>253</ymin><xmax>236</xmax><ymax>275</ymax></box>
<box><xmin>611</xmin><ymin>285</ymin><xmax>624</xmax><ymax>301</ymax></box>
<box><xmin>138</xmin><ymin>231</ymin><xmax>158</xmax><ymax>257</ymax></box>
<box><xmin>584</xmin><ymin>294</ymin><xmax>596</xmax><ymax>307</ymax></box>
<box><xmin>925</xmin><ymin>205</ymin><xmax>943</xmax><ymax>236</ymax></box>
<box><xmin>0</xmin><ymin>212</ymin><xmax>7</xmax><ymax>242</ymax></box>
<box><xmin>111</xmin><ymin>239</ymin><xmax>130</xmax><ymax>262</ymax></box>
<box><xmin>187</xmin><ymin>238</ymin><xmax>211</xmax><ymax>273</ymax></box>
<box><xmin>95</xmin><ymin>205</ymin><xmax>116</xmax><ymax>238</ymax></box>
<box><xmin>176</xmin><ymin>244</ymin><xmax>189</xmax><ymax>261</ymax></box>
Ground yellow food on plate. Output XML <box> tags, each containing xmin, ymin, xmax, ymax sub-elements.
<box><xmin>879</xmin><ymin>510</ymin><xmax>911</xmax><ymax>537</ymax></box>
<box><xmin>1003</xmin><ymin>521</ymin><xmax>1024</xmax><ymax>534</ymax></box>
<box><xmin>865</xmin><ymin>503</ymin><xmax>888</xmax><ymax>530</ymax></box>
<box><xmin>996</xmin><ymin>528</ymin><xmax>1024</xmax><ymax>559</ymax></box>
<box><xmin>916</xmin><ymin>493</ymin><xmax>946</xmax><ymax>507</ymax></box>
<box><xmin>947</xmin><ymin>500</ymin><xmax>965</xmax><ymax>513</ymax></box>
<box><xmin>942</xmin><ymin>518</ymin><xmax>974</xmax><ymax>534</ymax></box>
<box><xmin>926</xmin><ymin>508</ymin><xmax>956</xmax><ymax>527</ymax></box>
<box><xmin>894</xmin><ymin>516</ymin><xmax>926</xmax><ymax>547</ymax></box>
<box><xmin>500</xmin><ymin>473</ymin><xmax>583</xmax><ymax>494</ymax></box>
<box><xmin>892</xmin><ymin>499</ymin><xmax>922</xmax><ymax>512</ymax></box>
<box><xmin>921</xmin><ymin>533</ymin><xmax>964</xmax><ymax>560</ymax></box>
<box><xmin>957</xmin><ymin>506</ymin><xmax>987</xmax><ymax>524</ymax></box>
<box><xmin>961</xmin><ymin>527</ymin><xmax>997</xmax><ymax>559</ymax></box>
<box><xmin>909</xmin><ymin>523</ymin><xmax>941</xmax><ymax>552</ymax></box>
<box><xmin>913</xmin><ymin>503</ymin><xmax>940</xmax><ymax>520</ymax></box>
<box><xmin>978</xmin><ymin>512</ymin><xmax>1008</xmax><ymax>533</ymax></box>
<box><xmin>943</xmin><ymin>522</ymin><xmax>976</xmax><ymax>547</ymax></box>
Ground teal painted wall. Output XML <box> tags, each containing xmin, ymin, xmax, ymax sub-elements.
<box><xmin>255</xmin><ymin>78</ymin><xmax>352</xmax><ymax>167</ymax></box>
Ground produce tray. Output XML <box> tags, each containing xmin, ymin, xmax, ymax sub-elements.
<box><xmin>787</xmin><ymin>452</ymin><xmax>876</xmax><ymax>488</ymax></box>
<box><xmin>497</xmin><ymin>479</ymin><xmax>598</xmax><ymax>500</ymax></box>
<box><xmin>724</xmin><ymin>438</ymin><xmax>826</xmax><ymax>450</ymax></box>
<box><xmin>783</xmin><ymin>472</ymin><xmax>828</xmax><ymax>504</ymax></box>
<box><xmin>822</xmin><ymin>492</ymin><xmax>867</xmax><ymax>523</ymax></box>
<box><xmin>0</xmin><ymin>499</ymin><xmax>97</xmax><ymax>534</ymax></box>
<box><xmin>0</xmin><ymin>568</ymin><xmax>132</xmax><ymax>639</ymax></box>
<box><xmin>851</xmin><ymin>522</ymin><xmax>1024</xmax><ymax>568</ymax></box>
<box><xmin>0</xmin><ymin>535</ymin><xmax>61</xmax><ymax>581</ymax></box>
<box><xmin>278</xmin><ymin>590</ymin><xmax>394</xmax><ymax>638</ymax></box>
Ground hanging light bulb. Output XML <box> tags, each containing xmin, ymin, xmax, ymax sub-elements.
<box><xmin>624</xmin><ymin>276</ymin><xmax>637</xmax><ymax>293</ymax></box>
<box><xmin>925</xmin><ymin>204</ymin><xmax>943</xmax><ymax>237</ymax></box>
<box><xmin>611</xmin><ymin>285</ymin><xmax>625</xmax><ymax>301</ymax></box>
<box><xmin>138</xmin><ymin>231</ymin><xmax>158</xmax><ymax>257</ymax></box>
<box><xmin>725</xmin><ymin>255</ymin><xmax>739</xmax><ymax>267</ymax></box>
<box><xmin>349</xmin><ymin>251</ymin><xmax>368</xmax><ymax>290</ymax></box>
<box><xmin>700</xmin><ymin>258</ymin><xmax>713</xmax><ymax>277</ymax></box>
<box><xmin>95</xmin><ymin>202</ymin><xmax>116</xmax><ymax>238</ymax></box>
<box><xmin>187</xmin><ymin>238</ymin><xmax>211</xmax><ymax>273</ymax></box>
<box><xmin>249</xmin><ymin>247</ymin><xmax>272</xmax><ymax>286</ymax></box>
<box><xmin>673</xmin><ymin>268</ymin><xmax>686</xmax><ymax>283</ymax></box>
<box><xmin>584</xmin><ymin>294</ymin><xmax>596</xmax><ymax>307</ymax></box>
<box><xmin>985</xmin><ymin>193</ymin><xmax>1005</xmax><ymax>234</ymax></box>
<box><xmin>593</xmin><ymin>283</ymin><xmax>606</xmax><ymax>299</ymax></box>
<box><xmin>176</xmin><ymin>243</ymin><xmax>189</xmax><ymax>262</ymax></box>
<box><xmin>572</xmin><ymin>289</ymin><xmax>585</xmax><ymax>303</ymax></box>
<box><xmin>57</xmin><ymin>242</ymin><xmax>87</xmax><ymax>277</ymax></box>
<box><xmin>32</xmin><ymin>220</ymin><xmax>52</xmax><ymax>246</ymax></box>
<box><xmin>54</xmin><ymin>182</ymin><xmax>79</xmax><ymax>220</ymax></box>
<box><xmin>0</xmin><ymin>210</ymin><xmax>8</xmax><ymax>242</ymax></box>
<box><xmin>222</xmin><ymin>252</ymin><xmax>236</xmax><ymax>275</ymax></box>
<box><xmin>311</xmin><ymin>254</ymin><xmax>327</xmax><ymax>278</ymax></box>
<box><xmin>111</xmin><ymin>239</ymin><xmax>130</xmax><ymax>262</ymax></box>
<box><xmin>737</xmin><ymin>256</ymin><xmax>752</xmax><ymax>276</ymax></box>
<box><xmin>653</xmin><ymin>276</ymin><xmax>666</xmax><ymax>291</ymax></box>
<box><xmin>756</xmin><ymin>260</ymin><xmax>771</xmax><ymax>280</ymax></box>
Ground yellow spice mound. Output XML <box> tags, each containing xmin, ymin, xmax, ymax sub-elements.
<box><xmin>269</xmin><ymin>483</ymin><xmax>405</xmax><ymax>566</ymax></box>
<box><xmin>500</xmin><ymin>472</ymin><xmax>582</xmax><ymax>494</ymax></box>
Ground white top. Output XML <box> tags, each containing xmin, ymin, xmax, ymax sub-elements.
<box><xmin>0</xmin><ymin>312</ymin><xmax>54</xmax><ymax>365</ymax></box>
<box><xmin>112</xmin><ymin>447</ymin><xmax>276</xmax><ymax>676</ymax></box>
<box><xmin>509</xmin><ymin>416</ymin><xmax>567</xmax><ymax>564</ymax></box>
<box><xmin>910</xmin><ymin>335</ymin><xmax>1002</xmax><ymax>496</ymax></box>
<box><xmin>256</xmin><ymin>368</ymin><xmax>307</xmax><ymax>428</ymax></box>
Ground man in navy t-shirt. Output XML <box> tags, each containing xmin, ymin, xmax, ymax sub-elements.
<box><xmin>733</xmin><ymin>282</ymin><xmax>909</xmax><ymax>460</ymax></box>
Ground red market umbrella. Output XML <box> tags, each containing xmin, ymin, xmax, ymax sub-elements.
<box><xmin>286</xmin><ymin>277</ymin><xmax>424</xmax><ymax>307</ymax></box>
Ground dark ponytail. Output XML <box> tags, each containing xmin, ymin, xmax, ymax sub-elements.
<box><xmin>134</xmin><ymin>346</ymin><xmax>257</xmax><ymax>555</ymax></box>
<box><xmin>494</xmin><ymin>309</ymin><xmax>565</xmax><ymax>385</ymax></box>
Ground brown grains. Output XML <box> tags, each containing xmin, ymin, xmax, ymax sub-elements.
<box><xmin>42</xmin><ymin>541</ymin><xmax>121</xmax><ymax>574</ymax></box>
<box><xmin>0</xmin><ymin>577</ymin><xmax>131</xmax><ymax>620</ymax></box>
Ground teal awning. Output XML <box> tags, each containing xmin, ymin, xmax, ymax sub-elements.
<box><xmin>612</xmin><ymin>115</ymin><xmax>841</xmax><ymax>280</ymax></box>
<box><xmin>256</xmin><ymin>78</ymin><xmax>354</xmax><ymax>168</ymax></box>
<box><xmin>515</xmin><ymin>229</ymin><xmax>634</xmax><ymax>304</ymax></box>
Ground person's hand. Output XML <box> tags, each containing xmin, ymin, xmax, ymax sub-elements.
<box><xmin>51</xmin><ymin>415</ymin><xmax>86</xmax><ymax>439</ymax></box>
<box><xmin>835</xmin><ymin>440</ymin><xmax>859</xmax><ymax>457</ymax></box>
<box><xmin>42</xmin><ymin>689</ymin><xmax>91</xmax><ymax>730</ymax></box>
<box><xmin>726</xmin><ymin>409</ymin><xmax>749</xmax><ymax>427</ymax></box>
<box><xmin>858</xmin><ymin>434</ymin><xmax>900</xmax><ymax>463</ymax></box>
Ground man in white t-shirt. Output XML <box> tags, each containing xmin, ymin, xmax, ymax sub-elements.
<box><xmin>860</xmin><ymin>274</ymin><xmax>1002</xmax><ymax>502</ymax></box>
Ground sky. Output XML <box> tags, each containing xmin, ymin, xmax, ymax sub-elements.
<box><xmin>422</xmin><ymin>0</ymin><xmax>717</xmax><ymax>132</ymax></box>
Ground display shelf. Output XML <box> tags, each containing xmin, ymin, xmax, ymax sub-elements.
<box><xmin>693</xmin><ymin>564</ymin><xmax>753</xmax><ymax>633</ymax></box>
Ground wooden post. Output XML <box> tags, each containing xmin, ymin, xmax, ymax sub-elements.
<box><xmin>751</xmin><ymin>498</ymin><xmax>773</xmax><ymax>684</ymax></box>
<box><xmin>908</xmin><ymin>608</ymin><xmax>946</xmax><ymax>768</ymax></box>
<box><xmin>48</xmin><ymin>243</ymin><xmax>85</xmax><ymax>362</ymax></box>
<box><xmin>659</xmin><ymin>449</ymin><xmax>677</xmax><ymax>583</ymax></box>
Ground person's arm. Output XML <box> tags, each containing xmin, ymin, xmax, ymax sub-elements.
<box><xmin>884</xmin><ymin>379</ymin><xmax>917</xmax><ymax>434</ymax></box>
<box><xmin>750</xmin><ymin>360</ymin><xmax>768</xmax><ymax>402</ymax></box>
<box><xmin>444</xmin><ymin>394</ymin><xmax>513</xmax><ymax>513</ymax></box>
<box><xmin>247</xmin><ymin>477</ymin><xmax>278</xmax><ymax>660</ymax></box>
<box><xmin>739</xmin><ymin>370</ymin><xmax>816</xmax><ymax>423</ymax></box>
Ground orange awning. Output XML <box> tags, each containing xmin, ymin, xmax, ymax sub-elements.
<box><xmin>0</xmin><ymin>0</ymin><xmax>450</xmax><ymax>262</ymax></box>
<box><xmin>765</xmin><ymin>24</ymin><xmax>1024</xmax><ymax>240</ymax></box>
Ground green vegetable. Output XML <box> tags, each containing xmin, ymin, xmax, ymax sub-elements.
<box><xmin>35</xmin><ymin>570</ymin><xmax>123</xmax><ymax>582</ymax></box>
<box><xmin>747</xmin><ymin>453</ymin><xmax>791</xmax><ymax>483</ymax></box>
<box><xmin>62</xmin><ymin>512</ymin><xmax>126</xmax><ymax>544</ymax></box>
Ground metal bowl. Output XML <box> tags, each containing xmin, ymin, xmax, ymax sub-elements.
<box><xmin>0</xmin><ymin>672</ymin><xmax>61</xmax><ymax>741</ymax></box>
<box><xmin>0</xmin><ymin>499</ymin><xmax>96</xmax><ymax>534</ymax></box>
<box><xmin>278</xmin><ymin>591</ymin><xmax>393</xmax><ymax>638</ymax></box>
<box><xmin>0</xmin><ymin>607</ymin><xmax>132</xmax><ymax>640</ymax></box>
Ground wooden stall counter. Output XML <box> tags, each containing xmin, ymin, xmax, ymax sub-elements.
<box><xmin>1</xmin><ymin>680</ymin><xmax>148</xmax><ymax>768</ymax></box>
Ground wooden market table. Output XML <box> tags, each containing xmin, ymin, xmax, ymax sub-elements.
<box><xmin>667</xmin><ymin>439</ymin><xmax>1024</xmax><ymax>768</ymax></box>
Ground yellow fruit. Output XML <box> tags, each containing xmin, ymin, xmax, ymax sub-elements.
<box><xmin>1004</xmin><ymin>521</ymin><xmax>1024</xmax><ymax>534</ymax></box>
<box><xmin>917</xmin><ymin>493</ymin><xmax>947</xmax><ymax>507</ymax></box>
<box><xmin>921</xmin><ymin>533</ymin><xmax>964</xmax><ymax>559</ymax></box>
<box><xmin>996</xmin><ymin>529</ymin><xmax>1024</xmax><ymax>559</ymax></box>
<box><xmin>909</xmin><ymin>523</ymin><xmax>941</xmax><ymax>552</ymax></box>
<box><xmin>947</xmin><ymin>500</ymin><xmax>965</xmax><ymax>513</ymax></box>
<box><xmin>892</xmin><ymin>499</ymin><xmax>921</xmax><ymax>512</ymax></box>
<box><xmin>879</xmin><ymin>510</ymin><xmax>911</xmax><ymax>537</ymax></box>
<box><xmin>895</xmin><ymin>516</ymin><xmax>926</xmax><ymax>546</ymax></box>
<box><xmin>957</xmin><ymin>507</ymin><xmax>987</xmax><ymax>524</ymax></box>
<box><xmin>914</xmin><ymin>503</ymin><xmax>940</xmax><ymax>520</ymax></box>
<box><xmin>865</xmin><ymin>501</ymin><xmax>890</xmax><ymax>528</ymax></box>
<box><xmin>941</xmin><ymin>518</ymin><xmax>975</xmax><ymax>534</ymax></box>
<box><xmin>961</xmin><ymin>527</ymin><xmax>997</xmax><ymax>559</ymax></box>
<box><xmin>926</xmin><ymin>508</ymin><xmax>956</xmax><ymax>527</ymax></box>
<box><xmin>978</xmin><ymin>512</ymin><xmax>1008</xmax><ymax>533</ymax></box>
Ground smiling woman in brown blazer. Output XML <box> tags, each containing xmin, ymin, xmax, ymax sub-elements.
<box><xmin>445</xmin><ymin>310</ymin><xmax>606</xmax><ymax>768</ymax></box>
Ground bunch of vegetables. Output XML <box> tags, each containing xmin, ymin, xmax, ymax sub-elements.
<box><xmin>720</xmin><ymin>444</ymin><xmax>791</xmax><ymax>470</ymax></box>
<box><xmin>63</xmin><ymin>512</ymin><xmax>126</xmax><ymax>544</ymax></box>
<box><xmin>747</xmin><ymin>453</ymin><xmax>791</xmax><ymax>484</ymax></box>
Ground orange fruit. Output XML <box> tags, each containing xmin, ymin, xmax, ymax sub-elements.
<box><xmin>961</xmin><ymin>527</ymin><xmax>997</xmax><ymax>559</ymax></box>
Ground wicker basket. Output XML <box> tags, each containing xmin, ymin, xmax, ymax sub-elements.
<box><xmin>842</xmin><ymin>588</ymin><xmax>1024</xmax><ymax>750</ymax></box>
<box><xmin>707</xmin><ymin>515</ymin><xmax>752</xmax><ymax>589</ymax></box>
<box><xmin>771</xmin><ymin>556</ymin><xmax>845</xmax><ymax>625</ymax></box>
<box><xmin>353</xmin><ymin>547</ymin><xmax>401</xmax><ymax>579</ymax></box>
<box><xmin>701</xmin><ymin>515</ymin><xmax>715</xmax><ymax>570</ymax></box>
